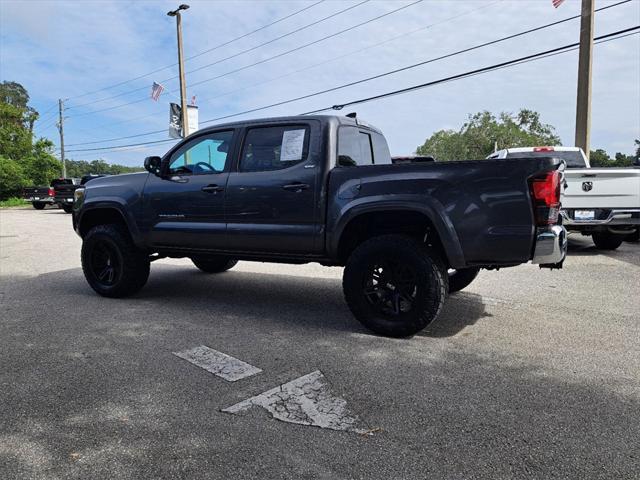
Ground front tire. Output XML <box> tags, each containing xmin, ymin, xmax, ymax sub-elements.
<box><xmin>191</xmin><ymin>257</ymin><xmax>238</xmax><ymax>273</ymax></box>
<box><xmin>32</xmin><ymin>202</ymin><xmax>46</xmax><ymax>210</ymax></box>
<box><xmin>592</xmin><ymin>232</ymin><xmax>623</xmax><ymax>250</ymax></box>
<box><xmin>343</xmin><ymin>235</ymin><xmax>448</xmax><ymax>338</ymax></box>
<box><xmin>448</xmin><ymin>267</ymin><xmax>480</xmax><ymax>294</ymax></box>
<box><xmin>81</xmin><ymin>224</ymin><xmax>150</xmax><ymax>298</ymax></box>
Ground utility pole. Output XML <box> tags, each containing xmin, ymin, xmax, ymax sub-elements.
<box><xmin>167</xmin><ymin>4</ymin><xmax>190</xmax><ymax>138</ymax></box>
<box><xmin>57</xmin><ymin>98</ymin><xmax>66</xmax><ymax>178</ymax></box>
<box><xmin>574</xmin><ymin>0</ymin><xmax>594</xmax><ymax>160</ymax></box>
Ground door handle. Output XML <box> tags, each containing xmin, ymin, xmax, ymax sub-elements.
<box><xmin>282</xmin><ymin>182</ymin><xmax>310</xmax><ymax>192</ymax></box>
<box><xmin>201</xmin><ymin>184</ymin><xmax>224</xmax><ymax>193</ymax></box>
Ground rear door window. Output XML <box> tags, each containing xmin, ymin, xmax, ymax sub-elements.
<box><xmin>239</xmin><ymin>125</ymin><xmax>310</xmax><ymax>172</ymax></box>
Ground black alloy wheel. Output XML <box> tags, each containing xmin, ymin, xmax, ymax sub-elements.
<box><xmin>88</xmin><ymin>239</ymin><xmax>123</xmax><ymax>288</ymax></box>
<box><xmin>364</xmin><ymin>261</ymin><xmax>419</xmax><ymax>317</ymax></box>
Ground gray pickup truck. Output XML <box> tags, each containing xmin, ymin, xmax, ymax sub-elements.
<box><xmin>73</xmin><ymin>115</ymin><xmax>566</xmax><ymax>337</ymax></box>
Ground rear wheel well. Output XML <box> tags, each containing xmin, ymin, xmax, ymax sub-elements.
<box><xmin>337</xmin><ymin>210</ymin><xmax>449</xmax><ymax>266</ymax></box>
<box><xmin>79</xmin><ymin>208</ymin><xmax>129</xmax><ymax>238</ymax></box>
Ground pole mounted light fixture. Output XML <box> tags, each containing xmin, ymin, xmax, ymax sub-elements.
<box><xmin>167</xmin><ymin>4</ymin><xmax>189</xmax><ymax>16</ymax></box>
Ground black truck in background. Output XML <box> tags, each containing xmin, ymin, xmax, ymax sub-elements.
<box><xmin>73</xmin><ymin>115</ymin><xmax>566</xmax><ymax>337</ymax></box>
<box><xmin>55</xmin><ymin>175</ymin><xmax>108</xmax><ymax>213</ymax></box>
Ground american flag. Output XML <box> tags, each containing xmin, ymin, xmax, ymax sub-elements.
<box><xmin>552</xmin><ymin>0</ymin><xmax>565</xmax><ymax>8</ymax></box>
<box><xmin>151</xmin><ymin>82</ymin><xmax>164</xmax><ymax>101</ymax></box>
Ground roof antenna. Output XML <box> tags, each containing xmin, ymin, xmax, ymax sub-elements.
<box><xmin>346</xmin><ymin>112</ymin><xmax>357</xmax><ymax>118</ymax></box>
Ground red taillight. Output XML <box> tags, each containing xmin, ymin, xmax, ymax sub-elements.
<box><xmin>48</xmin><ymin>188</ymin><xmax>54</xmax><ymax>197</ymax></box>
<box><xmin>533</xmin><ymin>146</ymin><xmax>555</xmax><ymax>152</ymax></box>
<box><xmin>529</xmin><ymin>171</ymin><xmax>561</xmax><ymax>225</ymax></box>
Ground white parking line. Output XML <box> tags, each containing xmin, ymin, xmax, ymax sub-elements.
<box><xmin>222</xmin><ymin>370</ymin><xmax>367</xmax><ymax>434</ymax></box>
<box><xmin>173</xmin><ymin>345</ymin><xmax>262</xmax><ymax>382</ymax></box>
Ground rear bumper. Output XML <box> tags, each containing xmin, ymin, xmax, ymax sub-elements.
<box><xmin>532</xmin><ymin>225</ymin><xmax>567</xmax><ymax>266</ymax></box>
<box><xmin>561</xmin><ymin>208</ymin><xmax>640</xmax><ymax>226</ymax></box>
<box><xmin>54</xmin><ymin>197</ymin><xmax>74</xmax><ymax>205</ymax></box>
<box><xmin>25</xmin><ymin>197</ymin><xmax>55</xmax><ymax>203</ymax></box>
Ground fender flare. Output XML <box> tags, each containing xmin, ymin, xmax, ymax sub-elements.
<box><xmin>328</xmin><ymin>196</ymin><xmax>466</xmax><ymax>268</ymax></box>
<box><xmin>77</xmin><ymin>199</ymin><xmax>144</xmax><ymax>248</ymax></box>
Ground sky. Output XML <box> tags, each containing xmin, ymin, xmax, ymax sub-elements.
<box><xmin>1</xmin><ymin>0</ymin><xmax>639</xmax><ymax>167</ymax></box>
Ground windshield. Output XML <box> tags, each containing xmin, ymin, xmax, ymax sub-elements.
<box><xmin>505</xmin><ymin>151</ymin><xmax>586</xmax><ymax>168</ymax></box>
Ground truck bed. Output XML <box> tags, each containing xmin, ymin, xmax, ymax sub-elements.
<box><xmin>327</xmin><ymin>156</ymin><xmax>562</xmax><ymax>268</ymax></box>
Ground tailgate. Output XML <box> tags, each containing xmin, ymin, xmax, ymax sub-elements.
<box><xmin>54</xmin><ymin>184</ymin><xmax>77</xmax><ymax>200</ymax></box>
<box><xmin>563</xmin><ymin>168</ymin><xmax>640</xmax><ymax>209</ymax></box>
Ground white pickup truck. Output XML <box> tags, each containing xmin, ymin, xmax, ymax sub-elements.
<box><xmin>488</xmin><ymin>146</ymin><xmax>640</xmax><ymax>250</ymax></box>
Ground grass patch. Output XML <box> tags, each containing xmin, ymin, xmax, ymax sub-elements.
<box><xmin>0</xmin><ymin>197</ymin><xmax>28</xmax><ymax>208</ymax></box>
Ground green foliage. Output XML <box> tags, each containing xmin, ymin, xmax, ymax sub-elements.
<box><xmin>65</xmin><ymin>159</ymin><xmax>143</xmax><ymax>177</ymax></box>
<box><xmin>417</xmin><ymin>109</ymin><xmax>562</xmax><ymax>161</ymax></box>
<box><xmin>0</xmin><ymin>155</ymin><xmax>29</xmax><ymax>199</ymax></box>
<box><xmin>0</xmin><ymin>197</ymin><xmax>28</xmax><ymax>208</ymax></box>
<box><xmin>589</xmin><ymin>140</ymin><xmax>640</xmax><ymax>167</ymax></box>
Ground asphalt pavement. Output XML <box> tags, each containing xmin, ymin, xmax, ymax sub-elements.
<box><xmin>1</xmin><ymin>206</ymin><xmax>638</xmax><ymax>479</ymax></box>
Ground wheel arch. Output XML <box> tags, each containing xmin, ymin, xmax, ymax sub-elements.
<box><xmin>331</xmin><ymin>201</ymin><xmax>465</xmax><ymax>268</ymax></box>
<box><xmin>77</xmin><ymin>202</ymin><xmax>143</xmax><ymax>248</ymax></box>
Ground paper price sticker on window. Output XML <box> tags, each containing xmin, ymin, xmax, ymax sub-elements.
<box><xmin>281</xmin><ymin>129</ymin><xmax>306</xmax><ymax>161</ymax></box>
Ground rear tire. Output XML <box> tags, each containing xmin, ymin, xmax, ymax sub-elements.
<box><xmin>448</xmin><ymin>267</ymin><xmax>480</xmax><ymax>294</ymax></box>
<box><xmin>592</xmin><ymin>232</ymin><xmax>623</xmax><ymax>250</ymax></box>
<box><xmin>62</xmin><ymin>204</ymin><xmax>73</xmax><ymax>213</ymax></box>
<box><xmin>343</xmin><ymin>234</ymin><xmax>448</xmax><ymax>338</ymax></box>
<box><xmin>191</xmin><ymin>257</ymin><xmax>238</xmax><ymax>273</ymax></box>
<box><xmin>32</xmin><ymin>202</ymin><xmax>46</xmax><ymax>210</ymax></box>
<box><xmin>81</xmin><ymin>224</ymin><xmax>150</xmax><ymax>298</ymax></box>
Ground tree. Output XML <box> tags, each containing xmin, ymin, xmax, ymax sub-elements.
<box><xmin>590</xmin><ymin>141</ymin><xmax>639</xmax><ymax>167</ymax></box>
<box><xmin>0</xmin><ymin>81</ymin><xmax>62</xmax><ymax>199</ymax></box>
<box><xmin>589</xmin><ymin>149</ymin><xmax>611</xmax><ymax>167</ymax></box>
<box><xmin>0</xmin><ymin>155</ymin><xmax>29</xmax><ymax>198</ymax></box>
<box><xmin>417</xmin><ymin>109</ymin><xmax>561</xmax><ymax>161</ymax></box>
<box><xmin>0</xmin><ymin>81</ymin><xmax>38</xmax><ymax>132</ymax></box>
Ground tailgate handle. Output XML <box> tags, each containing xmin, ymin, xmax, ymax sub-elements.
<box><xmin>202</xmin><ymin>184</ymin><xmax>224</xmax><ymax>193</ymax></box>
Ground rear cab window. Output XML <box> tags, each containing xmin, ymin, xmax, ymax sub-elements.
<box><xmin>505</xmin><ymin>150</ymin><xmax>587</xmax><ymax>168</ymax></box>
<box><xmin>338</xmin><ymin>125</ymin><xmax>391</xmax><ymax>167</ymax></box>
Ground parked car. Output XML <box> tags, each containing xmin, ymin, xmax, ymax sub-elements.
<box><xmin>55</xmin><ymin>175</ymin><xmax>108</xmax><ymax>213</ymax></box>
<box><xmin>488</xmin><ymin>146</ymin><xmax>640</xmax><ymax>250</ymax></box>
<box><xmin>73</xmin><ymin>115</ymin><xmax>566</xmax><ymax>337</ymax></box>
<box><xmin>22</xmin><ymin>185</ymin><xmax>55</xmax><ymax>209</ymax></box>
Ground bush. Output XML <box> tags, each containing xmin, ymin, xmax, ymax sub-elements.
<box><xmin>0</xmin><ymin>155</ymin><xmax>29</xmax><ymax>199</ymax></box>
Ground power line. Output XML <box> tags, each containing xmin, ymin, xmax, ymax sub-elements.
<box><xmin>301</xmin><ymin>26</ymin><xmax>640</xmax><ymax>114</ymax></box>
<box><xmin>80</xmin><ymin>1</ymin><xmax>501</xmax><ymax>135</ymax></box>
<box><xmin>65</xmin><ymin>138</ymin><xmax>176</xmax><ymax>153</ymax></box>
<box><xmin>67</xmin><ymin>0</ymin><xmax>369</xmax><ymax>109</ymax></box>
<box><xmin>62</xmin><ymin>26</ymin><xmax>638</xmax><ymax>154</ymax></box>
<box><xmin>66</xmin><ymin>0</ymin><xmax>422</xmax><ymax>117</ymax></box>
<box><xmin>65</xmin><ymin>1</ymin><xmax>630</xmax><ymax>147</ymax></box>
<box><xmin>66</xmin><ymin>0</ymin><xmax>326</xmax><ymax>102</ymax></box>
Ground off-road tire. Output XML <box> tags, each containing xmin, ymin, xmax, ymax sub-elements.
<box><xmin>448</xmin><ymin>267</ymin><xmax>480</xmax><ymax>294</ymax></box>
<box><xmin>192</xmin><ymin>257</ymin><xmax>238</xmax><ymax>273</ymax></box>
<box><xmin>343</xmin><ymin>234</ymin><xmax>448</xmax><ymax>337</ymax></box>
<box><xmin>62</xmin><ymin>204</ymin><xmax>73</xmax><ymax>213</ymax></box>
<box><xmin>81</xmin><ymin>224</ymin><xmax>150</xmax><ymax>298</ymax></box>
<box><xmin>592</xmin><ymin>232</ymin><xmax>623</xmax><ymax>250</ymax></box>
<box><xmin>32</xmin><ymin>202</ymin><xmax>46</xmax><ymax>210</ymax></box>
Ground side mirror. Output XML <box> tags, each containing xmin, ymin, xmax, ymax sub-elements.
<box><xmin>144</xmin><ymin>156</ymin><xmax>162</xmax><ymax>176</ymax></box>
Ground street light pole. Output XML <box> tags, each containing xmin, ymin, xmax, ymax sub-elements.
<box><xmin>168</xmin><ymin>4</ymin><xmax>190</xmax><ymax>138</ymax></box>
